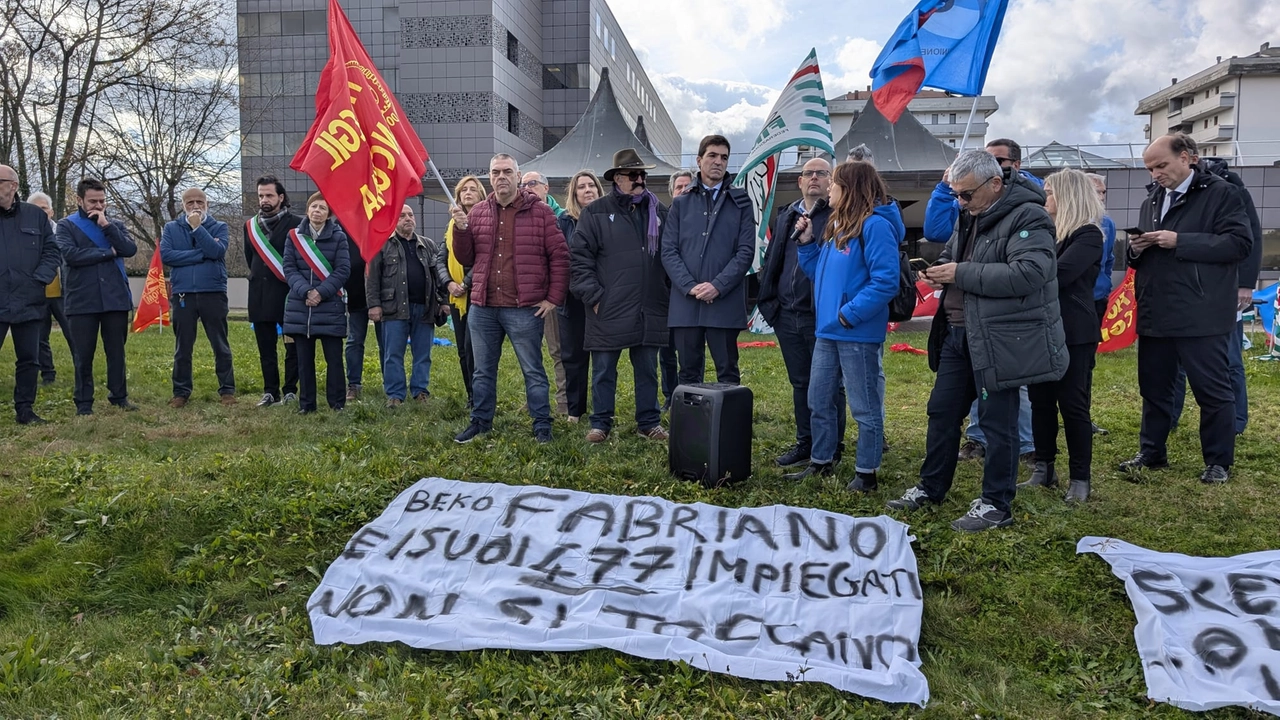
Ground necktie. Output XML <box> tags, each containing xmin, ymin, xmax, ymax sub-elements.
<box><xmin>1163</xmin><ymin>190</ymin><xmax>1182</xmax><ymax>220</ymax></box>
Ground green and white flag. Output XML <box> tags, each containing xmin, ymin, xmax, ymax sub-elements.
<box><xmin>733</xmin><ymin>49</ymin><xmax>835</xmax><ymax>277</ymax></box>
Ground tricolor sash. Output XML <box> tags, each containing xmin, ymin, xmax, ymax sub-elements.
<box><xmin>289</xmin><ymin>228</ymin><xmax>346</xmax><ymax>301</ymax></box>
<box><xmin>245</xmin><ymin>216</ymin><xmax>287</xmax><ymax>282</ymax></box>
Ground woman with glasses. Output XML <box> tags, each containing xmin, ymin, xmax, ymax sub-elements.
<box><xmin>557</xmin><ymin>170</ymin><xmax>603</xmax><ymax>422</ymax></box>
<box><xmin>436</xmin><ymin>175</ymin><xmax>485</xmax><ymax>408</ymax></box>
<box><xmin>1020</xmin><ymin>168</ymin><xmax>1104</xmax><ymax>503</ymax></box>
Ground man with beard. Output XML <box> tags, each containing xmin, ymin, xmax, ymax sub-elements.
<box><xmin>661</xmin><ymin>135</ymin><xmax>756</xmax><ymax>384</ymax></box>
<box><xmin>243</xmin><ymin>175</ymin><xmax>302</xmax><ymax>406</ymax></box>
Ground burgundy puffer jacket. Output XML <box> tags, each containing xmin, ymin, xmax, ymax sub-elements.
<box><xmin>452</xmin><ymin>189</ymin><xmax>570</xmax><ymax>307</ymax></box>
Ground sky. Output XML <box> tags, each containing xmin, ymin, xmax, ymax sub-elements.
<box><xmin>606</xmin><ymin>0</ymin><xmax>1280</xmax><ymax>159</ymax></box>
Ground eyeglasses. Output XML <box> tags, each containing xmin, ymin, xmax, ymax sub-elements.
<box><xmin>621</xmin><ymin>171</ymin><xmax>647</xmax><ymax>181</ymax></box>
<box><xmin>948</xmin><ymin>176</ymin><xmax>995</xmax><ymax>202</ymax></box>
<box><xmin>992</xmin><ymin>157</ymin><xmax>1015</xmax><ymax>166</ymax></box>
<box><xmin>518</xmin><ymin>180</ymin><xmax>545</xmax><ymax>188</ymax></box>
<box><xmin>800</xmin><ymin>169</ymin><xmax>831</xmax><ymax>178</ymax></box>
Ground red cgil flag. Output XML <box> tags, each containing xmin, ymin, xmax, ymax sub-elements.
<box><xmin>290</xmin><ymin>0</ymin><xmax>430</xmax><ymax>262</ymax></box>
<box><xmin>132</xmin><ymin>247</ymin><xmax>171</xmax><ymax>333</ymax></box>
<box><xmin>1098</xmin><ymin>267</ymin><xmax>1137</xmax><ymax>353</ymax></box>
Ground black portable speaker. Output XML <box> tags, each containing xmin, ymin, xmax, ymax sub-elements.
<box><xmin>668</xmin><ymin>383</ymin><xmax>753</xmax><ymax>486</ymax></box>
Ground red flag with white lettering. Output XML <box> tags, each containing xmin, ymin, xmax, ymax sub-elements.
<box><xmin>290</xmin><ymin>0</ymin><xmax>429</xmax><ymax>262</ymax></box>
<box><xmin>1099</xmin><ymin>268</ymin><xmax>1137</xmax><ymax>353</ymax></box>
<box><xmin>132</xmin><ymin>247</ymin><xmax>170</xmax><ymax>332</ymax></box>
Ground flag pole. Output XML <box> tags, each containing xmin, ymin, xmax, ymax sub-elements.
<box><xmin>957</xmin><ymin>95</ymin><xmax>981</xmax><ymax>152</ymax></box>
<box><xmin>426</xmin><ymin>158</ymin><xmax>457</xmax><ymax>207</ymax></box>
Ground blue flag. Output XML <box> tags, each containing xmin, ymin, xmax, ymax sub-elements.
<box><xmin>870</xmin><ymin>0</ymin><xmax>1009</xmax><ymax>123</ymax></box>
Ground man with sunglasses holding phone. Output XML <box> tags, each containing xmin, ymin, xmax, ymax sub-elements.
<box><xmin>887</xmin><ymin>150</ymin><xmax>1065</xmax><ymax>532</ymax></box>
<box><xmin>922</xmin><ymin>138</ymin><xmax>1039</xmax><ymax>465</ymax></box>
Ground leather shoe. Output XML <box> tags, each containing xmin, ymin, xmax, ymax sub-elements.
<box><xmin>1199</xmin><ymin>465</ymin><xmax>1229</xmax><ymax>484</ymax></box>
<box><xmin>1118</xmin><ymin>453</ymin><xmax>1169</xmax><ymax>473</ymax></box>
<box><xmin>784</xmin><ymin>462</ymin><xmax>832</xmax><ymax>481</ymax></box>
<box><xmin>775</xmin><ymin>444</ymin><xmax>811</xmax><ymax>467</ymax></box>
<box><xmin>847</xmin><ymin>471</ymin><xmax>877</xmax><ymax>493</ymax></box>
<box><xmin>1064</xmin><ymin>479</ymin><xmax>1090</xmax><ymax>503</ymax></box>
<box><xmin>16</xmin><ymin>412</ymin><xmax>47</xmax><ymax>425</ymax></box>
<box><xmin>1018</xmin><ymin>461</ymin><xmax>1058</xmax><ymax>490</ymax></box>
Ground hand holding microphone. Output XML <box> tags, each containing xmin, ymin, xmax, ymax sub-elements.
<box><xmin>793</xmin><ymin>213</ymin><xmax>814</xmax><ymax>244</ymax></box>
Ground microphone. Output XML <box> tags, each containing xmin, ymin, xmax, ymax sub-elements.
<box><xmin>790</xmin><ymin>199</ymin><xmax>826</xmax><ymax>239</ymax></box>
<box><xmin>790</xmin><ymin>212</ymin><xmax>808</xmax><ymax>240</ymax></box>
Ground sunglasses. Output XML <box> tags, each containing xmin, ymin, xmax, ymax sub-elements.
<box><xmin>948</xmin><ymin>176</ymin><xmax>995</xmax><ymax>202</ymax></box>
<box><xmin>992</xmin><ymin>157</ymin><xmax>1015</xmax><ymax>166</ymax></box>
<box><xmin>620</xmin><ymin>170</ymin><xmax>647</xmax><ymax>181</ymax></box>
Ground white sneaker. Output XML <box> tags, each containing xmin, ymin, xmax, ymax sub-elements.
<box><xmin>256</xmin><ymin>393</ymin><xmax>278</xmax><ymax>407</ymax></box>
<box><xmin>951</xmin><ymin>499</ymin><xmax>1014</xmax><ymax>532</ymax></box>
<box><xmin>282</xmin><ymin>392</ymin><xmax>298</xmax><ymax>404</ymax></box>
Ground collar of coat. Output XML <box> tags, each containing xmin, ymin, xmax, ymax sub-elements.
<box><xmin>1144</xmin><ymin>164</ymin><xmax>1219</xmax><ymax>205</ymax></box>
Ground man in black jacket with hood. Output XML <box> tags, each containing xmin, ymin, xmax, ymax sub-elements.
<box><xmin>1121</xmin><ymin>133</ymin><xmax>1252</xmax><ymax>484</ymax></box>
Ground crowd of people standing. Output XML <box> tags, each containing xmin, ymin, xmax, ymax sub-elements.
<box><xmin>0</xmin><ymin>127</ymin><xmax>1259</xmax><ymax>533</ymax></box>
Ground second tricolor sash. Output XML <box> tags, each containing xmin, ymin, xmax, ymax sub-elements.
<box><xmin>245</xmin><ymin>216</ymin><xmax>287</xmax><ymax>282</ymax></box>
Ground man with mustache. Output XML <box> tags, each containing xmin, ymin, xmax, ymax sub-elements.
<box><xmin>243</xmin><ymin>175</ymin><xmax>303</xmax><ymax>407</ymax></box>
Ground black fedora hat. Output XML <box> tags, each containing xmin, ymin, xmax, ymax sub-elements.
<box><xmin>602</xmin><ymin>148</ymin><xmax>656</xmax><ymax>181</ymax></box>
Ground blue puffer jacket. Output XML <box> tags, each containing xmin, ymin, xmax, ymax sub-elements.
<box><xmin>797</xmin><ymin>202</ymin><xmax>905</xmax><ymax>343</ymax></box>
<box><xmin>1094</xmin><ymin>215</ymin><xmax>1116</xmax><ymax>301</ymax></box>
<box><xmin>282</xmin><ymin>218</ymin><xmax>350</xmax><ymax>338</ymax></box>
<box><xmin>160</xmin><ymin>215</ymin><xmax>229</xmax><ymax>294</ymax></box>
<box><xmin>923</xmin><ymin>169</ymin><xmax>1044</xmax><ymax>243</ymax></box>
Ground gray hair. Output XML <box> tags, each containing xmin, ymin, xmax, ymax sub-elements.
<box><xmin>26</xmin><ymin>191</ymin><xmax>51</xmax><ymax>206</ymax></box>
<box><xmin>847</xmin><ymin>144</ymin><xmax>874</xmax><ymax>166</ymax></box>
<box><xmin>491</xmin><ymin>153</ymin><xmax>520</xmax><ymax>174</ymax></box>
<box><xmin>1083</xmin><ymin>172</ymin><xmax>1106</xmax><ymax>189</ymax></box>
<box><xmin>522</xmin><ymin>170</ymin><xmax>546</xmax><ymax>183</ymax></box>
<box><xmin>667</xmin><ymin>169</ymin><xmax>693</xmax><ymax>195</ymax></box>
<box><xmin>948</xmin><ymin>150</ymin><xmax>1002</xmax><ymax>184</ymax></box>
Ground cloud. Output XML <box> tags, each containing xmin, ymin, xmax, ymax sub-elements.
<box><xmin>607</xmin><ymin>0</ymin><xmax>790</xmax><ymax>80</ymax></box>
<box><xmin>648</xmin><ymin>76</ymin><xmax>779</xmax><ymax>165</ymax></box>
<box><xmin>822</xmin><ymin>37</ymin><xmax>886</xmax><ymax>96</ymax></box>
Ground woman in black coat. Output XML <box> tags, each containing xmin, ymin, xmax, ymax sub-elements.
<box><xmin>557</xmin><ymin>170</ymin><xmax>603</xmax><ymax>422</ymax></box>
<box><xmin>283</xmin><ymin>193</ymin><xmax>351</xmax><ymax>413</ymax></box>
<box><xmin>1022</xmin><ymin>169</ymin><xmax>1105</xmax><ymax>503</ymax></box>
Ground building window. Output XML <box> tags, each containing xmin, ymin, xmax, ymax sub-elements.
<box><xmin>1214</xmin><ymin>115</ymin><xmax>1218</xmax><ymax>126</ymax></box>
<box><xmin>949</xmin><ymin>139</ymin><xmax>955</xmax><ymax>146</ymax></box>
<box><xmin>931</xmin><ymin>113</ymin><xmax>938</xmax><ymax>125</ymax></box>
<box><xmin>1215</xmin><ymin>85</ymin><xmax>1220</xmax><ymax>94</ymax></box>
<box><xmin>602</xmin><ymin>24</ymin><xmax>609</xmax><ymax>48</ymax></box>
<box><xmin>1204</xmin><ymin>119</ymin><xmax>1209</xmax><ymax>129</ymax></box>
<box><xmin>507</xmin><ymin>103</ymin><xmax>519</xmax><ymax>136</ymax></box>
<box><xmin>383</xmin><ymin>5</ymin><xmax>398</xmax><ymax>28</ymax></box>
<box><xmin>507</xmin><ymin>31</ymin><xmax>518</xmax><ymax>65</ymax></box>
<box><xmin>595</xmin><ymin>12</ymin><xmax>601</xmax><ymax>38</ymax></box>
<box><xmin>281</xmin><ymin>11</ymin><xmax>304</xmax><ymax>34</ymax></box>
<box><xmin>258</xmin><ymin>12</ymin><xmax>281</xmax><ymax>35</ymax></box>
<box><xmin>304</xmin><ymin>11</ymin><xmax>326</xmax><ymax>34</ymax></box>
<box><xmin>543</xmin><ymin>63</ymin><xmax>587</xmax><ymax>90</ymax></box>
<box><xmin>949</xmin><ymin>112</ymin><xmax>957</xmax><ymax>124</ymax></box>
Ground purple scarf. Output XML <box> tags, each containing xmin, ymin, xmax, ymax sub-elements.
<box><xmin>612</xmin><ymin>185</ymin><xmax>661</xmax><ymax>255</ymax></box>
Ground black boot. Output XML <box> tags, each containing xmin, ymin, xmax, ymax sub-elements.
<box><xmin>1017</xmin><ymin>461</ymin><xmax>1058</xmax><ymax>490</ymax></box>
<box><xmin>847</xmin><ymin>471</ymin><xmax>877</xmax><ymax>494</ymax></box>
<box><xmin>1064</xmin><ymin>479</ymin><xmax>1090</xmax><ymax>503</ymax></box>
<box><xmin>784</xmin><ymin>462</ymin><xmax>833</xmax><ymax>481</ymax></box>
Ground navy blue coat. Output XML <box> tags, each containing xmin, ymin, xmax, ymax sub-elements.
<box><xmin>0</xmin><ymin>200</ymin><xmax>62</xmax><ymax>324</ymax></box>
<box><xmin>660</xmin><ymin>176</ymin><xmax>756</xmax><ymax>329</ymax></box>
<box><xmin>160</xmin><ymin>215</ymin><xmax>229</xmax><ymax>294</ymax></box>
<box><xmin>55</xmin><ymin>210</ymin><xmax>138</xmax><ymax>316</ymax></box>
<box><xmin>283</xmin><ymin>218</ymin><xmax>351</xmax><ymax>338</ymax></box>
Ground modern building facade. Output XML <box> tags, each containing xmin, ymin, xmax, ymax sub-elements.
<box><xmin>828</xmin><ymin>90</ymin><xmax>998</xmax><ymax>148</ymax></box>
<box><xmin>236</xmin><ymin>0</ymin><xmax>680</xmax><ymax>222</ymax></box>
<box><xmin>1135</xmin><ymin>42</ymin><xmax>1280</xmax><ymax>164</ymax></box>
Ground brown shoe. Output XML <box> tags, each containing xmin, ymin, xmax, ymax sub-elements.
<box><xmin>638</xmin><ymin>426</ymin><xmax>669</xmax><ymax>441</ymax></box>
<box><xmin>168</xmin><ymin>396</ymin><xmax>188</xmax><ymax>408</ymax></box>
<box><xmin>414</xmin><ymin>391</ymin><xmax>430</xmax><ymax>403</ymax></box>
<box><xmin>220</xmin><ymin>394</ymin><xmax>237</xmax><ymax>406</ymax></box>
<box><xmin>386</xmin><ymin>398</ymin><xmax>403</xmax><ymax>408</ymax></box>
<box><xmin>345</xmin><ymin>384</ymin><xmax>361</xmax><ymax>401</ymax></box>
<box><xmin>586</xmin><ymin>428</ymin><xmax>609</xmax><ymax>443</ymax></box>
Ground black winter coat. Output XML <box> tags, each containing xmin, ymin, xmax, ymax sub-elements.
<box><xmin>660</xmin><ymin>174</ymin><xmax>756</xmax><ymax>329</ymax></box>
<box><xmin>55</xmin><ymin>210</ymin><xmax>138</xmax><ymax>316</ymax></box>
<box><xmin>571</xmin><ymin>192</ymin><xmax>670</xmax><ymax>351</ymax></box>
<box><xmin>1053</xmin><ymin>224</ymin><xmax>1104</xmax><ymax>345</ymax></box>
<box><xmin>757</xmin><ymin>199</ymin><xmax>830</xmax><ymax>325</ymax></box>
<box><xmin>0</xmin><ymin>200</ymin><xmax>61</xmax><ymax>324</ymax></box>
<box><xmin>283</xmin><ymin>219</ymin><xmax>351</xmax><ymax>338</ymax></box>
<box><xmin>1200</xmin><ymin>159</ymin><xmax>1263</xmax><ymax>289</ymax></box>
<box><xmin>244</xmin><ymin>210</ymin><xmax>302</xmax><ymax>324</ymax></box>
<box><xmin>1130</xmin><ymin>166</ymin><xmax>1252</xmax><ymax>338</ymax></box>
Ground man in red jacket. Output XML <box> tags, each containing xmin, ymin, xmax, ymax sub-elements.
<box><xmin>450</xmin><ymin>153</ymin><xmax>570</xmax><ymax>444</ymax></box>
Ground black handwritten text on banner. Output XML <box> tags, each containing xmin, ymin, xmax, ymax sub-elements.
<box><xmin>1079</xmin><ymin>537</ymin><xmax>1280</xmax><ymax>716</ymax></box>
<box><xmin>308</xmin><ymin>478</ymin><xmax>929</xmax><ymax>705</ymax></box>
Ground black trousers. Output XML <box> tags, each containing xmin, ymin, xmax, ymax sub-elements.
<box><xmin>292</xmin><ymin>334</ymin><xmax>345</xmax><ymax>411</ymax></box>
<box><xmin>70</xmin><ymin>311</ymin><xmax>130</xmax><ymax>410</ymax></box>
<box><xmin>450</xmin><ymin>304</ymin><xmax>474</xmax><ymax>404</ymax></box>
<box><xmin>253</xmin><ymin>322</ymin><xmax>298</xmax><ymax>399</ymax></box>
<box><xmin>558</xmin><ymin>297</ymin><xmax>590</xmax><ymax>417</ymax></box>
<box><xmin>772</xmin><ymin>309</ymin><xmax>845</xmax><ymax>449</ymax></box>
<box><xmin>919</xmin><ymin>325</ymin><xmax>1020</xmax><ymax>515</ymax></box>
<box><xmin>672</xmin><ymin>326</ymin><xmax>740</xmax><ymax>385</ymax></box>
<box><xmin>171</xmin><ymin>292</ymin><xmax>235</xmax><ymax>398</ymax></box>
<box><xmin>1</xmin><ymin>319</ymin><xmax>42</xmax><ymax>416</ymax></box>
<box><xmin>38</xmin><ymin>296</ymin><xmax>75</xmax><ymax>381</ymax></box>
<box><xmin>659</xmin><ymin>329</ymin><xmax>679</xmax><ymax>401</ymax></box>
<box><xmin>1028</xmin><ymin>342</ymin><xmax>1096</xmax><ymax>481</ymax></box>
<box><xmin>1138</xmin><ymin>334</ymin><xmax>1235</xmax><ymax>467</ymax></box>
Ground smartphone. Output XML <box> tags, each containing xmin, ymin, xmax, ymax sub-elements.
<box><xmin>909</xmin><ymin>258</ymin><xmax>931</xmax><ymax>273</ymax></box>
<box><xmin>1123</xmin><ymin>227</ymin><xmax>1145</xmax><ymax>237</ymax></box>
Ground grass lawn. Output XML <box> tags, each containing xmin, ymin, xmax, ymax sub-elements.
<box><xmin>1</xmin><ymin>320</ymin><xmax>1278</xmax><ymax>719</ymax></box>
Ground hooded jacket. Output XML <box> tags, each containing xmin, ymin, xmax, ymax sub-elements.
<box><xmin>928</xmin><ymin>173</ymin><xmax>1067</xmax><ymax>392</ymax></box>
<box><xmin>797</xmin><ymin>202</ymin><xmax>905</xmax><ymax>343</ymax></box>
<box><xmin>160</xmin><ymin>214</ymin><xmax>229</xmax><ymax>294</ymax></box>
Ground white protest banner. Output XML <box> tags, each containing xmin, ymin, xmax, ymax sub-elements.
<box><xmin>310</xmin><ymin>478</ymin><xmax>929</xmax><ymax>705</ymax></box>
<box><xmin>1078</xmin><ymin>537</ymin><xmax>1280</xmax><ymax>716</ymax></box>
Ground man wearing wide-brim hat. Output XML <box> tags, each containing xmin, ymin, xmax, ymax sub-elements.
<box><xmin>568</xmin><ymin>148</ymin><xmax>671</xmax><ymax>443</ymax></box>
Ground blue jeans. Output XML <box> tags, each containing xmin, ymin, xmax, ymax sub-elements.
<box><xmin>590</xmin><ymin>346</ymin><xmax>661</xmax><ymax>433</ymax></box>
<box><xmin>380</xmin><ymin>303</ymin><xmax>434</xmax><ymax>401</ymax></box>
<box><xmin>809</xmin><ymin>338</ymin><xmax>884</xmax><ymax>473</ymax></box>
<box><xmin>346</xmin><ymin>308</ymin><xmax>384</xmax><ymax>387</ymax></box>
<box><xmin>469</xmin><ymin>305</ymin><xmax>551</xmax><ymax>431</ymax></box>
<box><xmin>1170</xmin><ymin>320</ymin><xmax>1247</xmax><ymax>434</ymax></box>
<box><xmin>965</xmin><ymin>387</ymin><xmax>1034</xmax><ymax>454</ymax></box>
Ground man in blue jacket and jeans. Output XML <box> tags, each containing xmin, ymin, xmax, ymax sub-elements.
<box><xmin>160</xmin><ymin>188</ymin><xmax>236</xmax><ymax>407</ymax></box>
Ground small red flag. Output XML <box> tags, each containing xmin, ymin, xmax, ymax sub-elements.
<box><xmin>1098</xmin><ymin>268</ymin><xmax>1137</xmax><ymax>353</ymax></box>
<box><xmin>133</xmin><ymin>248</ymin><xmax>171</xmax><ymax>333</ymax></box>
<box><xmin>290</xmin><ymin>0</ymin><xmax>430</xmax><ymax>262</ymax></box>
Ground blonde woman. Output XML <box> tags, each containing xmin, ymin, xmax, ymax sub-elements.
<box><xmin>558</xmin><ymin>170</ymin><xmax>603</xmax><ymax>422</ymax></box>
<box><xmin>435</xmin><ymin>175</ymin><xmax>485</xmax><ymax>407</ymax></box>
<box><xmin>1021</xmin><ymin>168</ymin><xmax>1105</xmax><ymax>503</ymax></box>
